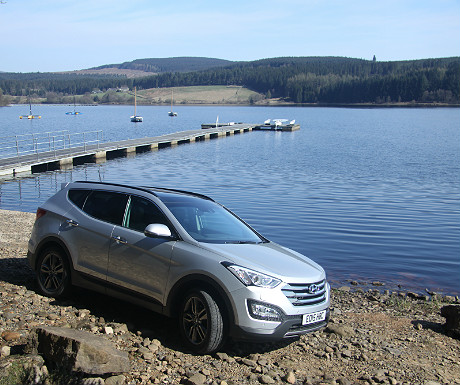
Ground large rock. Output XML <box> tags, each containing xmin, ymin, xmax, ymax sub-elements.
<box><xmin>441</xmin><ymin>304</ymin><xmax>460</xmax><ymax>338</ymax></box>
<box><xmin>28</xmin><ymin>326</ymin><xmax>130</xmax><ymax>375</ymax></box>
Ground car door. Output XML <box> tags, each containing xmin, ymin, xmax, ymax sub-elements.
<box><xmin>107</xmin><ymin>195</ymin><xmax>176</xmax><ymax>304</ymax></box>
<box><xmin>60</xmin><ymin>189</ymin><xmax>128</xmax><ymax>280</ymax></box>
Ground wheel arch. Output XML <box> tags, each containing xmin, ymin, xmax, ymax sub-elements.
<box><xmin>165</xmin><ymin>274</ymin><xmax>235</xmax><ymax>326</ymax></box>
<box><xmin>32</xmin><ymin>236</ymin><xmax>73</xmax><ymax>271</ymax></box>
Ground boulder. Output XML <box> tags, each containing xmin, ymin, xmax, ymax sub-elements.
<box><xmin>441</xmin><ymin>304</ymin><xmax>460</xmax><ymax>338</ymax></box>
<box><xmin>28</xmin><ymin>326</ymin><xmax>130</xmax><ymax>375</ymax></box>
<box><xmin>325</xmin><ymin>324</ymin><xmax>355</xmax><ymax>338</ymax></box>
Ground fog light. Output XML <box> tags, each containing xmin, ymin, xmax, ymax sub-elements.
<box><xmin>248</xmin><ymin>300</ymin><xmax>282</xmax><ymax>322</ymax></box>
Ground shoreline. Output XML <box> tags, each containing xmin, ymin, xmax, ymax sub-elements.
<box><xmin>3</xmin><ymin>101</ymin><xmax>460</xmax><ymax>108</ymax></box>
<box><xmin>0</xmin><ymin>208</ymin><xmax>458</xmax><ymax>299</ymax></box>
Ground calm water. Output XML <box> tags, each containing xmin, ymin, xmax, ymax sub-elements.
<box><xmin>1</xmin><ymin>104</ymin><xmax>459</xmax><ymax>295</ymax></box>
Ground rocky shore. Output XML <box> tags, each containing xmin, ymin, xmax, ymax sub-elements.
<box><xmin>1</xmin><ymin>209</ymin><xmax>459</xmax><ymax>385</ymax></box>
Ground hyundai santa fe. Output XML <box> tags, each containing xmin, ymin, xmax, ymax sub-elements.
<box><xmin>27</xmin><ymin>181</ymin><xmax>330</xmax><ymax>353</ymax></box>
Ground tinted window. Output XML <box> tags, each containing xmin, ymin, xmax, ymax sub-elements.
<box><xmin>124</xmin><ymin>196</ymin><xmax>169</xmax><ymax>232</ymax></box>
<box><xmin>68</xmin><ymin>189</ymin><xmax>91</xmax><ymax>209</ymax></box>
<box><xmin>83</xmin><ymin>191</ymin><xmax>128</xmax><ymax>225</ymax></box>
<box><xmin>158</xmin><ymin>193</ymin><xmax>263</xmax><ymax>244</ymax></box>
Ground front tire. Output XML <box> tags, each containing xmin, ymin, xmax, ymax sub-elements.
<box><xmin>36</xmin><ymin>246</ymin><xmax>71</xmax><ymax>298</ymax></box>
<box><xmin>179</xmin><ymin>289</ymin><xmax>226</xmax><ymax>354</ymax></box>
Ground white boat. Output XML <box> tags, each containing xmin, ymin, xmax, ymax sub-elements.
<box><xmin>256</xmin><ymin>119</ymin><xmax>297</xmax><ymax>130</ymax></box>
<box><xmin>130</xmin><ymin>87</ymin><xmax>143</xmax><ymax>122</ymax></box>
<box><xmin>19</xmin><ymin>98</ymin><xmax>41</xmax><ymax>119</ymax></box>
<box><xmin>168</xmin><ymin>89</ymin><xmax>177</xmax><ymax>116</ymax></box>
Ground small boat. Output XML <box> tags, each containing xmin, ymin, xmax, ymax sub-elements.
<box><xmin>168</xmin><ymin>90</ymin><xmax>177</xmax><ymax>117</ymax></box>
<box><xmin>66</xmin><ymin>96</ymin><xmax>82</xmax><ymax>115</ymax></box>
<box><xmin>254</xmin><ymin>119</ymin><xmax>299</xmax><ymax>131</ymax></box>
<box><xmin>130</xmin><ymin>86</ymin><xmax>143</xmax><ymax>122</ymax></box>
<box><xmin>19</xmin><ymin>98</ymin><xmax>41</xmax><ymax>119</ymax></box>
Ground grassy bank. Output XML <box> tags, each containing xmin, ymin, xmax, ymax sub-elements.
<box><xmin>5</xmin><ymin>86</ymin><xmax>459</xmax><ymax>107</ymax></box>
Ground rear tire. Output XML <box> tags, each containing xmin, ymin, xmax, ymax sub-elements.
<box><xmin>36</xmin><ymin>246</ymin><xmax>71</xmax><ymax>298</ymax></box>
<box><xmin>179</xmin><ymin>289</ymin><xmax>226</xmax><ymax>354</ymax></box>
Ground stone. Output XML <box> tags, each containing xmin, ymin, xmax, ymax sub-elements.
<box><xmin>81</xmin><ymin>378</ymin><xmax>104</xmax><ymax>385</ymax></box>
<box><xmin>1</xmin><ymin>331</ymin><xmax>21</xmax><ymax>341</ymax></box>
<box><xmin>112</xmin><ymin>324</ymin><xmax>129</xmax><ymax>334</ymax></box>
<box><xmin>325</xmin><ymin>324</ymin><xmax>355</xmax><ymax>338</ymax></box>
<box><xmin>186</xmin><ymin>372</ymin><xmax>207</xmax><ymax>385</ymax></box>
<box><xmin>284</xmin><ymin>371</ymin><xmax>296</xmax><ymax>384</ymax></box>
<box><xmin>259</xmin><ymin>374</ymin><xmax>275</xmax><ymax>384</ymax></box>
<box><xmin>28</xmin><ymin>326</ymin><xmax>130</xmax><ymax>375</ymax></box>
<box><xmin>0</xmin><ymin>354</ymin><xmax>46</xmax><ymax>383</ymax></box>
<box><xmin>441</xmin><ymin>304</ymin><xmax>460</xmax><ymax>338</ymax></box>
<box><xmin>241</xmin><ymin>358</ymin><xmax>257</xmax><ymax>367</ymax></box>
<box><xmin>0</xmin><ymin>346</ymin><xmax>11</xmax><ymax>357</ymax></box>
<box><xmin>105</xmin><ymin>375</ymin><xmax>127</xmax><ymax>385</ymax></box>
<box><xmin>216</xmin><ymin>352</ymin><xmax>235</xmax><ymax>363</ymax></box>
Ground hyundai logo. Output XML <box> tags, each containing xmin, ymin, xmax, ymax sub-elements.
<box><xmin>307</xmin><ymin>284</ymin><xmax>319</xmax><ymax>294</ymax></box>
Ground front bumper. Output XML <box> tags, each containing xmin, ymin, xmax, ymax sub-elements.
<box><xmin>227</xmin><ymin>282</ymin><xmax>331</xmax><ymax>342</ymax></box>
<box><xmin>230</xmin><ymin>308</ymin><xmax>330</xmax><ymax>342</ymax></box>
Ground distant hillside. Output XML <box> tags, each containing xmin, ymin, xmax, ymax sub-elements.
<box><xmin>137</xmin><ymin>56</ymin><xmax>460</xmax><ymax>104</ymax></box>
<box><xmin>90</xmin><ymin>57</ymin><xmax>234</xmax><ymax>74</ymax></box>
<box><xmin>1</xmin><ymin>56</ymin><xmax>459</xmax><ymax>105</ymax></box>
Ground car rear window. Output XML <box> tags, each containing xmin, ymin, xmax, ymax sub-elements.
<box><xmin>82</xmin><ymin>190</ymin><xmax>129</xmax><ymax>225</ymax></box>
<box><xmin>68</xmin><ymin>189</ymin><xmax>91</xmax><ymax>209</ymax></box>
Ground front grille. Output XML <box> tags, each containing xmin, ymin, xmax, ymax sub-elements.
<box><xmin>284</xmin><ymin>316</ymin><xmax>329</xmax><ymax>337</ymax></box>
<box><xmin>282</xmin><ymin>279</ymin><xmax>327</xmax><ymax>306</ymax></box>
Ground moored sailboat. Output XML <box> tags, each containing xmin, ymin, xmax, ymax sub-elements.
<box><xmin>66</xmin><ymin>96</ymin><xmax>82</xmax><ymax>115</ymax></box>
<box><xmin>20</xmin><ymin>98</ymin><xmax>41</xmax><ymax>119</ymax></box>
<box><xmin>168</xmin><ymin>89</ymin><xmax>177</xmax><ymax>116</ymax></box>
<box><xmin>130</xmin><ymin>86</ymin><xmax>143</xmax><ymax>122</ymax></box>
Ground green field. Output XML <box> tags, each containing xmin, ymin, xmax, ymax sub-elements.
<box><xmin>139</xmin><ymin>86</ymin><xmax>263</xmax><ymax>105</ymax></box>
<box><xmin>9</xmin><ymin>86</ymin><xmax>266</xmax><ymax>106</ymax></box>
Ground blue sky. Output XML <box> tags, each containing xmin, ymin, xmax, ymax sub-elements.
<box><xmin>1</xmin><ymin>0</ymin><xmax>459</xmax><ymax>72</ymax></box>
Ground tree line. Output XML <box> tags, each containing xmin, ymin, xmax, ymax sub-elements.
<box><xmin>1</xmin><ymin>56</ymin><xmax>459</xmax><ymax>105</ymax></box>
<box><xmin>135</xmin><ymin>57</ymin><xmax>460</xmax><ymax>104</ymax></box>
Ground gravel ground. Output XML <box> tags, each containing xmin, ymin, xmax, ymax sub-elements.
<box><xmin>0</xmin><ymin>209</ymin><xmax>459</xmax><ymax>385</ymax></box>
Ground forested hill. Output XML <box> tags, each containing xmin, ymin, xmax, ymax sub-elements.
<box><xmin>136</xmin><ymin>56</ymin><xmax>460</xmax><ymax>104</ymax></box>
<box><xmin>91</xmin><ymin>57</ymin><xmax>233</xmax><ymax>73</ymax></box>
<box><xmin>1</xmin><ymin>56</ymin><xmax>459</xmax><ymax>105</ymax></box>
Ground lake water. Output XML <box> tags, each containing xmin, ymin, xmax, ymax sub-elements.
<box><xmin>1</xmin><ymin>104</ymin><xmax>459</xmax><ymax>295</ymax></box>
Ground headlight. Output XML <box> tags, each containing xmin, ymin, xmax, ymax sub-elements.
<box><xmin>248</xmin><ymin>300</ymin><xmax>283</xmax><ymax>322</ymax></box>
<box><xmin>225</xmin><ymin>264</ymin><xmax>281</xmax><ymax>288</ymax></box>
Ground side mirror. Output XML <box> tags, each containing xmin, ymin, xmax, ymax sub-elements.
<box><xmin>144</xmin><ymin>223</ymin><xmax>174</xmax><ymax>239</ymax></box>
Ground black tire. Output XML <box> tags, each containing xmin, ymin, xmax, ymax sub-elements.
<box><xmin>179</xmin><ymin>289</ymin><xmax>226</xmax><ymax>354</ymax></box>
<box><xmin>36</xmin><ymin>246</ymin><xmax>71</xmax><ymax>298</ymax></box>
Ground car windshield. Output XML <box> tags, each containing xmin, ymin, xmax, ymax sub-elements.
<box><xmin>157</xmin><ymin>193</ymin><xmax>264</xmax><ymax>244</ymax></box>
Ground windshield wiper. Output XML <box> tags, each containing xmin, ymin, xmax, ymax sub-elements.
<box><xmin>224</xmin><ymin>240</ymin><xmax>262</xmax><ymax>244</ymax></box>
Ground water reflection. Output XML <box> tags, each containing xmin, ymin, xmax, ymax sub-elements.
<box><xmin>1</xmin><ymin>106</ymin><xmax>459</xmax><ymax>295</ymax></box>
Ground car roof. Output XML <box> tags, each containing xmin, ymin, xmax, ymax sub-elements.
<box><xmin>69</xmin><ymin>181</ymin><xmax>215</xmax><ymax>202</ymax></box>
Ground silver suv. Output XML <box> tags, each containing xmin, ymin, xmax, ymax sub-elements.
<box><xmin>28</xmin><ymin>181</ymin><xmax>330</xmax><ymax>353</ymax></box>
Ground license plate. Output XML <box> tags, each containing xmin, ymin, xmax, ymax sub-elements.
<box><xmin>302</xmin><ymin>310</ymin><xmax>326</xmax><ymax>325</ymax></box>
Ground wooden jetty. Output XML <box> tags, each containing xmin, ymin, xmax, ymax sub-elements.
<box><xmin>0</xmin><ymin>124</ymin><xmax>256</xmax><ymax>177</ymax></box>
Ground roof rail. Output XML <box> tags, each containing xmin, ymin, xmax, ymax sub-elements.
<box><xmin>72</xmin><ymin>181</ymin><xmax>214</xmax><ymax>201</ymax></box>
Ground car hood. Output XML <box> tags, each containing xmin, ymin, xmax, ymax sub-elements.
<box><xmin>201</xmin><ymin>241</ymin><xmax>325</xmax><ymax>283</ymax></box>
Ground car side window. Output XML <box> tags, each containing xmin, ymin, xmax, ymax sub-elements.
<box><xmin>82</xmin><ymin>191</ymin><xmax>129</xmax><ymax>226</ymax></box>
<box><xmin>68</xmin><ymin>189</ymin><xmax>91</xmax><ymax>209</ymax></box>
<box><xmin>124</xmin><ymin>195</ymin><xmax>169</xmax><ymax>232</ymax></box>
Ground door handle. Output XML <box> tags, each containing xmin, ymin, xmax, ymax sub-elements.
<box><xmin>66</xmin><ymin>219</ymin><xmax>79</xmax><ymax>227</ymax></box>
<box><xmin>112</xmin><ymin>235</ymin><xmax>127</xmax><ymax>245</ymax></box>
